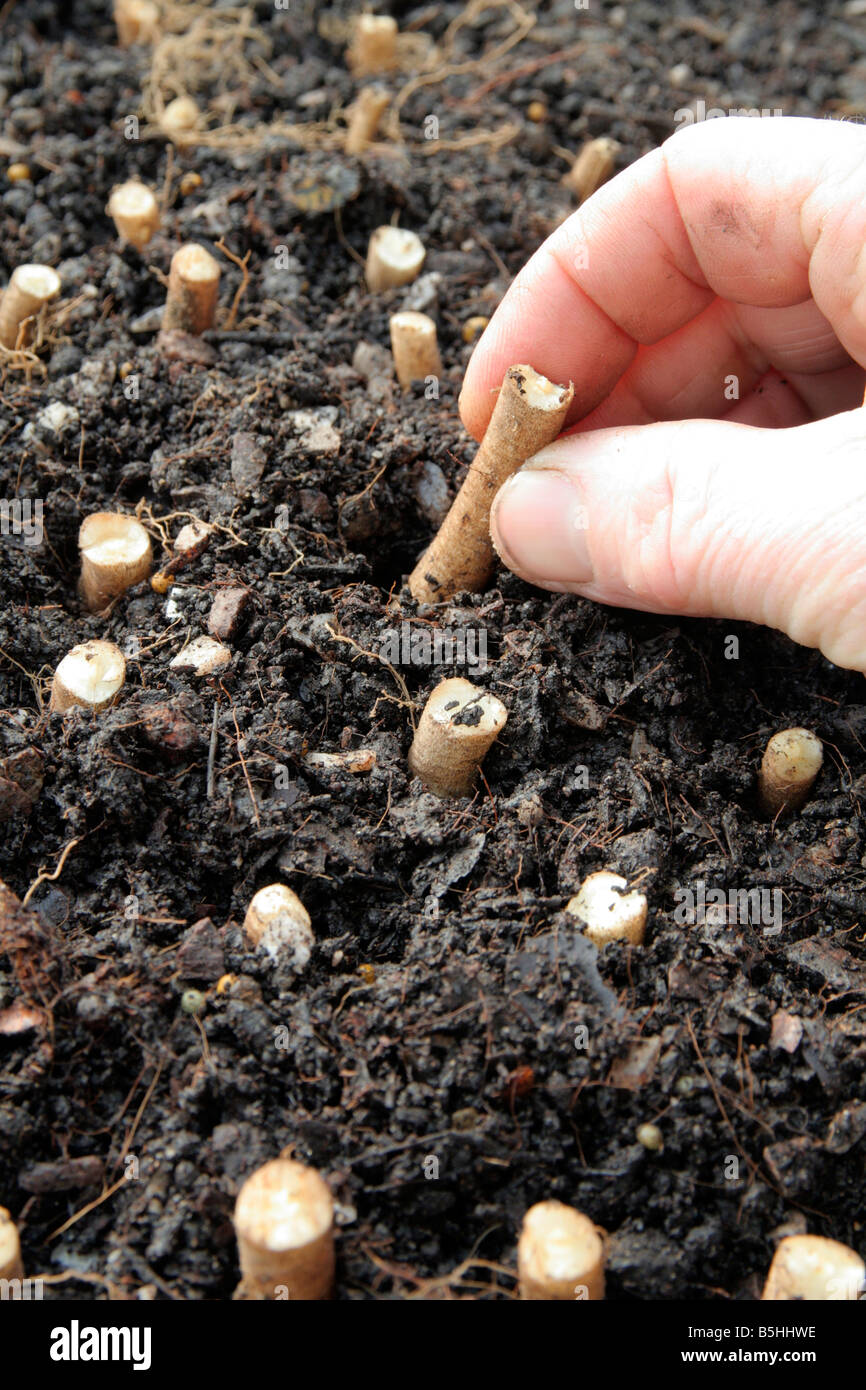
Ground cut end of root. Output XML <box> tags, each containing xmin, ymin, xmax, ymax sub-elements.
<box><xmin>428</xmin><ymin>678</ymin><xmax>507</xmax><ymax>741</ymax></box>
<box><xmin>235</xmin><ymin>1159</ymin><xmax>333</xmax><ymax>1255</ymax></box>
<box><xmin>358</xmin><ymin>15</ymin><xmax>397</xmax><ymax>38</ymax></box>
<box><xmin>12</xmin><ymin>264</ymin><xmax>62</xmax><ymax>301</ymax></box>
<box><xmin>348</xmin><ymin>14</ymin><xmax>398</xmax><ymax>75</ymax></box>
<box><xmin>243</xmin><ymin>884</ymin><xmax>314</xmax><ymax>966</ymax></box>
<box><xmin>566</xmin><ymin>870</ymin><xmax>648</xmax><ymax>947</ymax></box>
<box><xmin>79</xmin><ymin>512</ymin><xmax>152</xmax><ymax>611</ymax></box>
<box><xmin>0</xmin><ymin>262</ymin><xmax>61</xmax><ymax>349</ymax></box>
<box><xmin>518</xmin><ymin>1200</ymin><xmax>605</xmax><ymax>1300</ymax></box>
<box><xmin>389</xmin><ymin>310</ymin><xmax>436</xmax><ymax>336</ymax></box>
<box><xmin>345</xmin><ymin>85</ymin><xmax>390</xmax><ymax>154</ymax></box>
<box><xmin>758</xmin><ymin>727</ymin><xmax>823</xmax><ymax>817</ymax></box>
<box><xmin>161</xmin><ymin>95</ymin><xmax>201</xmax><ymax>137</ymax></box>
<box><xmin>563</xmin><ymin>136</ymin><xmax>621</xmax><ymax>201</ymax></box>
<box><xmin>114</xmin><ymin>0</ymin><xmax>159</xmax><ymax>46</ymax></box>
<box><xmin>50</xmin><ymin>640</ymin><xmax>126</xmax><ymax>714</ymax></box>
<box><xmin>163</xmin><ymin>243</ymin><xmax>221</xmax><ymax>335</ymax></box>
<box><xmin>172</xmin><ymin>243</ymin><xmax>220</xmax><ymax>285</ymax></box>
<box><xmin>235</xmin><ymin>1159</ymin><xmax>335</xmax><ymax>1299</ymax></box>
<box><xmin>511</xmin><ymin>363</ymin><xmax>573</xmax><ymax>411</ymax></box>
<box><xmin>80</xmin><ymin>512</ymin><xmax>151</xmax><ymax>569</ymax></box>
<box><xmin>0</xmin><ymin>1206</ymin><xmax>23</xmax><ymax>1283</ymax></box>
<box><xmin>762</xmin><ymin>1235</ymin><xmax>866</xmax><ymax>1301</ymax></box>
<box><xmin>365</xmin><ymin>226</ymin><xmax>425</xmax><ymax>292</ymax></box>
<box><xmin>389</xmin><ymin>311</ymin><xmax>442</xmax><ymax>387</ymax></box>
<box><xmin>107</xmin><ymin>181</ymin><xmax>160</xmax><ymax>249</ymax></box>
<box><xmin>408</xmin><ymin>677</ymin><xmax>508</xmax><ymax>798</ymax></box>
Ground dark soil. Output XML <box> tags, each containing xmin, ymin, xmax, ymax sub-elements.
<box><xmin>1</xmin><ymin>0</ymin><xmax>865</xmax><ymax>1301</ymax></box>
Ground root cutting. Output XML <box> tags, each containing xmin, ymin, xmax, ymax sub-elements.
<box><xmin>409</xmin><ymin>364</ymin><xmax>572</xmax><ymax>603</ymax></box>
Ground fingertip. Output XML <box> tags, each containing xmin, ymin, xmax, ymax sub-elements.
<box><xmin>457</xmin><ymin>387</ymin><xmax>485</xmax><ymax>442</ymax></box>
<box><xmin>490</xmin><ymin>466</ymin><xmax>594</xmax><ymax>586</ymax></box>
<box><xmin>458</xmin><ymin>355</ymin><xmax>497</xmax><ymax>442</ymax></box>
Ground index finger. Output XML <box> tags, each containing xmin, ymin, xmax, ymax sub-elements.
<box><xmin>459</xmin><ymin>116</ymin><xmax>866</xmax><ymax>440</ymax></box>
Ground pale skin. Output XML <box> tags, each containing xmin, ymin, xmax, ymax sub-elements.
<box><xmin>459</xmin><ymin>117</ymin><xmax>866</xmax><ymax>673</ymax></box>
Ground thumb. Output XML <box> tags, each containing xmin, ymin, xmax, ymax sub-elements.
<box><xmin>489</xmin><ymin>410</ymin><xmax>866</xmax><ymax>672</ymax></box>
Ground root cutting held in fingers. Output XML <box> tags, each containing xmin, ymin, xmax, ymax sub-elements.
<box><xmin>408</xmin><ymin>364</ymin><xmax>572</xmax><ymax>603</ymax></box>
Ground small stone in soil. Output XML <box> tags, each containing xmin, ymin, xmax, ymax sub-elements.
<box><xmin>208</xmin><ymin>587</ymin><xmax>252</xmax><ymax>642</ymax></box>
<box><xmin>177</xmin><ymin>918</ymin><xmax>226</xmax><ymax>982</ymax></box>
<box><xmin>231</xmin><ymin>432</ymin><xmax>267</xmax><ymax>496</ymax></box>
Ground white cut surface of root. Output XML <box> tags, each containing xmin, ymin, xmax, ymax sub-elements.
<box><xmin>0</xmin><ymin>1206</ymin><xmax>23</xmax><ymax>1282</ymax></box>
<box><xmin>566</xmin><ymin>870</ymin><xmax>648</xmax><ymax>946</ymax></box>
<box><xmin>237</xmin><ymin>1163</ymin><xmax>332</xmax><ymax>1252</ymax></box>
<box><xmin>79</xmin><ymin>512</ymin><xmax>152</xmax><ymax>610</ymax></box>
<box><xmin>408</xmin><ymin>677</ymin><xmax>508</xmax><ymax>797</ymax></box>
<box><xmin>762</xmin><ymin>1235</ymin><xmax>866</xmax><ymax>1301</ymax></box>
<box><xmin>243</xmin><ymin>884</ymin><xmax>314</xmax><ymax>967</ymax></box>
<box><xmin>107</xmin><ymin>181</ymin><xmax>160</xmax><ymax>248</ymax></box>
<box><xmin>234</xmin><ymin>1158</ymin><xmax>335</xmax><ymax>1300</ymax></box>
<box><xmin>51</xmin><ymin>640</ymin><xmax>126</xmax><ymax>713</ymax></box>
<box><xmin>518</xmin><ymin>1200</ymin><xmax>605</xmax><ymax>1300</ymax></box>
<box><xmin>759</xmin><ymin>727</ymin><xmax>823</xmax><ymax>816</ymax></box>
<box><xmin>366</xmin><ymin>227</ymin><xmax>425</xmax><ymax>292</ymax></box>
<box><xmin>0</xmin><ymin>263</ymin><xmax>62</xmax><ymax>348</ymax></box>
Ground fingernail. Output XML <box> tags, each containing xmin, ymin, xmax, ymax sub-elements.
<box><xmin>491</xmin><ymin>468</ymin><xmax>593</xmax><ymax>584</ymax></box>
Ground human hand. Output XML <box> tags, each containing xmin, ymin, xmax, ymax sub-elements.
<box><xmin>459</xmin><ymin>116</ymin><xmax>866</xmax><ymax>672</ymax></box>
